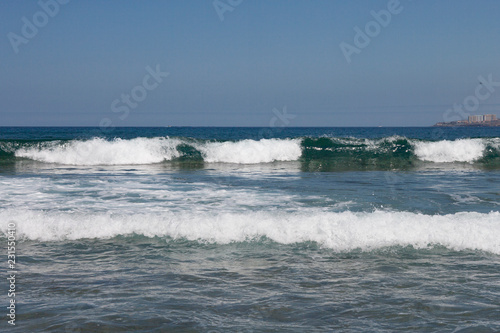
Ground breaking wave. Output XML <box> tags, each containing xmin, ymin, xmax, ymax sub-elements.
<box><xmin>2</xmin><ymin>136</ymin><xmax>499</xmax><ymax>169</ymax></box>
<box><xmin>413</xmin><ymin>139</ymin><xmax>488</xmax><ymax>163</ymax></box>
<box><xmin>2</xmin><ymin>209</ymin><xmax>499</xmax><ymax>254</ymax></box>
<box><xmin>195</xmin><ymin>139</ymin><xmax>302</xmax><ymax>164</ymax></box>
<box><xmin>11</xmin><ymin>137</ymin><xmax>302</xmax><ymax>165</ymax></box>
<box><xmin>14</xmin><ymin>137</ymin><xmax>182</xmax><ymax>165</ymax></box>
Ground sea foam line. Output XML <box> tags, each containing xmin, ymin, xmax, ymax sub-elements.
<box><xmin>2</xmin><ymin>209</ymin><xmax>499</xmax><ymax>254</ymax></box>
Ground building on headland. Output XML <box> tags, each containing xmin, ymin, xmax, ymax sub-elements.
<box><xmin>484</xmin><ymin>114</ymin><xmax>497</xmax><ymax>122</ymax></box>
<box><xmin>434</xmin><ymin>114</ymin><xmax>499</xmax><ymax>127</ymax></box>
<box><xmin>468</xmin><ymin>115</ymin><xmax>484</xmax><ymax>123</ymax></box>
<box><xmin>468</xmin><ymin>114</ymin><xmax>497</xmax><ymax>123</ymax></box>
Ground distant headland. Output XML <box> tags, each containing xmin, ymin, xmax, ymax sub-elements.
<box><xmin>434</xmin><ymin>114</ymin><xmax>500</xmax><ymax>127</ymax></box>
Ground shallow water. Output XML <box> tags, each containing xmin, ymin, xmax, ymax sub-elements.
<box><xmin>1</xmin><ymin>127</ymin><xmax>500</xmax><ymax>332</ymax></box>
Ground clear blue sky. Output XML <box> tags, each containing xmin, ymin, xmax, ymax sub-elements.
<box><xmin>1</xmin><ymin>0</ymin><xmax>500</xmax><ymax>126</ymax></box>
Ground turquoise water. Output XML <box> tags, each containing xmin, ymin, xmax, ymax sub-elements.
<box><xmin>1</xmin><ymin>127</ymin><xmax>500</xmax><ymax>332</ymax></box>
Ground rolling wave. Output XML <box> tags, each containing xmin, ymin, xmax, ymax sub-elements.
<box><xmin>195</xmin><ymin>138</ymin><xmax>302</xmax><ymax>164</ymax></box>
<box><xmin>14</xmin><ymin>137</ymin><xmax>182</xmax><ymax>165</ymax></box>
<box><xmin>414</xmin><ymin>139</ymin><xmax>489</xmax><ymax>163</ymax></box>
<box><xmin>11</xmin><ymin>137</ymin><xmax>302</xmax><ymax>165</ymax></box>
<box><xmin>2</xmin><ymin>209</ymin><xmax>499</xmax><ymax>254</ymax></box>
<box><xmin>1</xmin><ymin>136</ymin><xmax>499</xmax><ymax>169</ymax></box>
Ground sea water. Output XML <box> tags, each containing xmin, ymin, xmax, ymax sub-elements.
<box><xmin>1</xmin><ymin>127</ymin><xmax>499</xmax><ymax>332</ymax></box>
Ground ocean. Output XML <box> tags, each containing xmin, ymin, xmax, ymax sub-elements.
<box><xmin>1</xmin><ymin>126</ymin><xmax>500</xmax><ymax>332</ymax></box>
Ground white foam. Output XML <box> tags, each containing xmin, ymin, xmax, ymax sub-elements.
<box><xmin>197</xmin><ymin>138</ymin><xmax>302</xmax><ymax>164</ymax></box>
<box><xmin>15</xmin><ymin>137</ymin><xmax>181</xmax><ymax>165</ymax></box>
<box><xmin>2</xmin><ymin>209</ymin><xmax>499</xmax><ymax>254</ymax></box>
<box><xmin>14</xmin><ymin>137</ymin><xmax>303</xmax><ymax>165</ymax></box>
<box><xmin>0</xmin><ymin>175</ymin><xmax>303</xmax><ymax>215</ymax></box>
<box><xmin>413</xmin><ymin>139</ymin><xmax>486</xmax><ymax>163</ymax></box>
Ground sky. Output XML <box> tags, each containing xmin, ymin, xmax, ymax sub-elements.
<box><xmin>1</xmin><ymin>0</ymin><xmax>500</xmax><ymax>127</ymax></box>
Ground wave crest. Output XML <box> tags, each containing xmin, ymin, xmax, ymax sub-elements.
<box><xmin>413</xmin><ymin>139</ymin><xmax>487</xmax><ymax>163</ymax></box>
<box><xmin>15</xmin><ymin>137</ymin><xmax>182</xmax><ymax>165</ymax></box>
<box><xmin>2</xmin><ymin>209</ymin><xmax>499</xmax><ymax>254</ymax></box>
<box><xmin>13</xmin><ymin>137</ymin><xmax>303</xmax><ymax>165</ymax></box>
<box><xmin>197</xmin><ymin>138</ymin><xmax>302</xmax><ymax>164</ymax></box>
<box><xmin>7</xmin><ymin>136</ymin><xmax>500</xmax><ymax>168</ymax></box>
